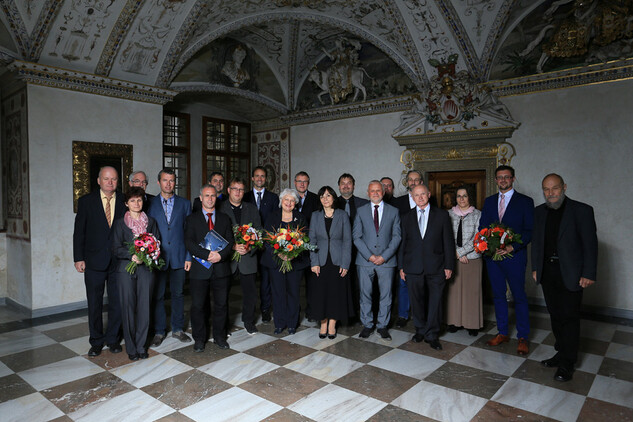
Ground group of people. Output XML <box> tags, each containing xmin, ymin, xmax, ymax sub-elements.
<box><xmin>73</xmin><ymin>164</ymin><xmax>597</xmax><ymax>383</ymax></box>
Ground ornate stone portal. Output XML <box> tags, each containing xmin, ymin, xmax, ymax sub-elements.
<box><xmin>392</xmin><ymin>55</ymin><xmax>519</xmax><ymax>196</ymax></box>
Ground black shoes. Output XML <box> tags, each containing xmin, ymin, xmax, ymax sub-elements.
<box><xmin>128</xmin><ymin>354</ymin><xmax>139</xmax><ymax>361</ymax></box>
<box><xmin>172</xmin><ymin>331</ymin><xmax>192</xmax><ymax>343</ymax></box>
<box><xmin>395</xmin><ymin>317</ymin><xmax>407</xmax><ymax>328</ymax></box>
<box><xmin>262</xmin><ymin>310</ymin><xmax>271</xmax><ymax>322</ymax></box>
<box><xmin>377</xmin><ymin>328</ymin><xmax>392</xmax><ymax>341</ymax></box>
<box><xmin>245</xmin><ymin>324</ymin><xmax>258</xmax><ymax>335</ymax></box>
<box><xmin>193</xmin><ymin>342</ymin><xmax>205</xmax><ymax>353</ymax></box>
<box><xmin>468</xmin><ymin>329</ymin><xmax>479</xmax><ymax>336</ymax></box>
<box><xmin>425</xmin><ymin>338</ymin><xmax>443</xmax><ymax>350</ymax></box>
<box><xmin>554</xmin><ymin>366</ymin><xmax>574</xmax><ymax>382</ymax></box>
<box><xmin>273</xmin><ymin>327</ymin><xmax>283</xmax><ymax>335</ymax></box>
<box><xmin>214</xmin><ymin>338</ymin><xmax>230</xmax><ymax>349</ymax></box>
<box><xmin>88</xmin><ymin>345</ymin><xmax>103</xmax><ymax>357</ymax></box>
<box><xmin>108</xmin><ymin>343</ymin><xmax>122</xmax><ymax>353</ymax></box>
<box><xmin>412</xmin><ymin>333</ymin><xmax>424</xmax><ymax>343</ymax></box>
<box><xmin>287</xmin><ymin>328</ymin><xmax>296</xmax><ymax>335</ymax></box>
<box><xmin>541</xmin><ymin>356</ymin><xmax>561</xmax><ymax>368</ymax></box>
<box><xmin>139</xmin><ymin>352</ymin><xmax>149</xmax><ymax>359</ymax></box>
<box><xmin>447</xmin><ymin>325</ymin><xmax>460</xmax><ymax>333</ymax></box>
<box><xmin>151</xmin><ymin>334</ymin><xmax>165</xmax><ymax>347</ymax></box>
<box><xmin>328</xmin><ymin>330</ymin><xmax>337</xmax><ymax>340</ymax></box>
<box><xmin>359</xmin><ymin>326</ymin><xmax>374</xmax><ymax>338</ymax></box>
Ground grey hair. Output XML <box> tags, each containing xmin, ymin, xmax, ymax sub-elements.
<box><xmin>199</xmin><ymin>184</ymin><xmax>217</xmax><ymax>196</ymax></box>
<box><xmin>129</xmin><ymin>171</ymin><xmax>147</xmax><ymax>182</ymax></box>
<box><xmin>278</xmin><ymin>188</ymin><xmax>300</xmax><ymax>207</ymax></box>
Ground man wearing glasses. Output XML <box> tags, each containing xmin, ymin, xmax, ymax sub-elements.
<box><xmin>479</xmin><ymin>165</ymin><xmax>534</xmax><ymax>355</ymax></box>
<box><xmin>129</xmin><ymin>171</ymin><xmax>153</xmax><ymax>212</ymax></box>
<box><xmin>294</xmin><ymin>171</ymin><xmax>319</xmax><ymax>225</ymax></box>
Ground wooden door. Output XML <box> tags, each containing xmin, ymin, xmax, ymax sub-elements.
<box><xmin>427</xmin><ymin>170</ymin><xmax>486</xmax><ymax>210</ymax></box>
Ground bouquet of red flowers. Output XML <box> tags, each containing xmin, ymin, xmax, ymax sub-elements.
<box><xmin>264</xmin><ymin>227</ymin><xmax>317</xmax><ymax>273</ymax></box>
<box><xmin>232</xmin><ymin>223</ymin><xmax>264</xmax><ymax>262</ymax></box>
<box><xmin>474</xmin><ymin>223</ymin><xmax>523</xmax><ymax>261</ymax></box>
<box><xmin>125</xmin><ymin>232</ymin><xmax>165</xmax><ymax>274</ymax></box>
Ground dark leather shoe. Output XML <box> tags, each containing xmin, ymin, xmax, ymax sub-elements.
<box><xmin>88</xmin><ymin>345</ymin><xmax>103</xmax><ymax>357</ymax></box>
<box><xmin>214</xmin><ymin>338</ymin><xmax>230</xmax><ymax>349</ymax></box>
<box><xmin>447</xmin><ymin>325</ymin><xmax>460</xmax><ymax>333</ymax></box>
<box><xmin>468</xmin><ymin>329</ymin><xmax>479</xmax><ymax>336</ymax></box>
<box><xmin>193</xmin><ymin>342</ymin><xmax>205</xmax><ymax>353</ymax></box>
<box><xmin>262</xmin><ymin>310</ymin><xmax>271</xmax><ymax>322</ymax></box>
<box><xmin>359</xmin><ymin>326</ymin><xmax>374</xmax><ymax>338</ymax></box>
<box><xmin>128</xmin><ymin>354</ymin><xmax>139</xmax><ymax>361</ymax></box>
<box><xmin>245</xmin><ymin>324</ymin><xmax>258</xmax><ymax>335</ymax></box>
<box><xmin>107</xmin><ymin>343</ymin><xmax>122</xmax><ymax>353</ymax></box>
<box><xmin>377</xmin><ymin>328</ymin><xmax>392</xmax><ymax>341</ymax></box>
<box><xmin>554</xmin><ymin>366</ymin><xmax>573</xmax><ymax>382</ymax></box>
<box><xmin>395</xmin><ymin>317</ymin><xmax>407</xmax><ymax>328</ymax></box>
<box><xmin>517</xmin><ymin>338</ymin><xmax>529</xmax><ymax>355</ymax></box>
<box><xmin>412</xmin><ymin>333</ymin><xmax>424</xmax><ymax>343</ymax></box>
<box><xmin>328</xmin><ymin>330</ymin><xmax>337</xmax><ymax>340</ymax></box>
<box><xmin>425</xmin><ymin>338</ymin><xmax>442</xmax><ymax>350</ymax></box>
<box><xmin>487</xmin><ymin>334</ymin><xmax>510</xmax><ymax>346</ymax></box>
<box><xmin>541</xmin><ymin>356</ymin><xmax>560</xmax><ymax>368</ymax></box>
<box><xmin>273</xmin><ymin>327</ymin><xmax>283</xmax><ymax>335</ymax></box>
<box><xmin>138</xmin><ymin>352</ymin><xmax>149</xmax><ymax>359</ymax></box>
<box><xmin>287</xmin><ymin>328</ymin><xmax>296</xmax><ymax>335</ymax></box>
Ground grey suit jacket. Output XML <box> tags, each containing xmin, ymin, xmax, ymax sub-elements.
<box><xmin>218</xmin><ymin>200</ymin><xmax>262</xmax><ymax>275</ymax></box>
<box><xmin>309</xmin><ymin>209</ymin><xmax>352</xmax><ymax>269</ymax></box>
<box><xmin>353</xmin><ymin>202</ymin><xmax>401</xmax><ymax>267</ymax></box>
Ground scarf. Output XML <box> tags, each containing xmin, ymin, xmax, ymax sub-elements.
<box><xmin>124</xmin><ymin>211</ymin><xmax>149</xmax><ymax>236</ymax></box>
<box><xmin>451</xmin><ymin>205</ymin><xmax>475</xmax><ymax>217</ymax></box>
<box><xmin>452</xmin><ymin>205</ymin><xmax>475</xmax><ymax>248</ymax></box>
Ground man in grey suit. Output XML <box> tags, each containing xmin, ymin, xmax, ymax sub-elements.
<box><xmin>532</xmin><ymin>174</ymin><xmax>597</xmax><ymax>382</ymax></box>
<box><xmin>219</xmin><ymin>177</ymin><xmax>263</xmax><ymax>334</ymax></box>
<box><xmin>353</xmin><ymin>180</ymin><xmax>401</xmax><ymax>340</ymax></box>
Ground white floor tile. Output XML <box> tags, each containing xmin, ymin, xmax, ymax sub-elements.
<box><xmin>60</xmin><ymin>335</ymin><xmax>91</xmax><ymax>355</ymax></box>
<box><xmin>0</xmin><ymin>360</ymin><xmax>13</xmax><ymax>377</ymax></box>
<box><xmin>111</xmin><ymin>354</ymin><xmax>192</xmax><ymax>388</ymax></box>
<box><xmin>18</xmin><ymin>356</ymin><xmax>104</xmax><ymax>390</ymax></box>
<box><xmin>68</xmin><ymin>389</ymin><xmax>174</xmax><ymax>422</ymax></box>
<box><xmin>34</xmin><ymin>317</ymin><xmax>88</xmax><ymax>332</ymax></box>
<box><xmin>149</xmin><ymin>331</ymin><xmax>193</xmax><ymax>353</ymax></box>
<box><xmin>180</xmin><ymin>387</ymin><xmax>282</xmax><ymax>422</ymax></box>
<box><xmin>580</xmin><ymin>320</ymin><xmax>617</xmax><ymax>342</ymax></box>
<box><xmin>450</xmin><ymin>346</ymin><xmax>525</xmax><ymax>376</ymax></box>
<box><xmin>198</xmin><ymin>353</ymin><xmax>278</xmax><ymax>385</ymax></box>
<box><xmin>282</xmin><ymin>327</ymin><xmax>347</xmax><ymax>350</ymax></box>
<box><xmin>0</xmin><ymin>392</ymin><xmax>64</xmax><ymax>422</ymax></box>
<box><xmin>227</xmin><ymin>329</ymin><xmax>277</xmax><ymax>352</ymax></box>
<box><xmin>359</xmin><ymin>328</ymin><xmax>411</xmax><ymax>348</ymax></box>
<box><xmin>588</xmin><ymin>374</ymin><xmax>633</xmax><ymax>409</ymax></box>
<box><xmin>368</xmin><ymin>349</ymin><xmax>445</xmax><ymax>380</ymax></box>
<box><xmin>284</xmin><ymin>350</ymin><xmax>363</xmax><ymax>383</ymax></box>
<box><xmin>605</xmin><ymin>342</ymin><xmax>633</xmax><ymax>364</ymax></box>
<box><xmin>0</xmin><ymin>328</ymin><xmax>55</xmax><ymax>357</ymax></box>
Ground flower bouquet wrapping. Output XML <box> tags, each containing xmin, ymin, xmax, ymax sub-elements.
<box><xmin>264</xmin><ymin>227</ymin><xmax>317</xmax><ymax>273</ymax></box>
<box><xmin>473</xmin><ymin>223</ymin><xmax>523</xmax><ymax>261</ymax></box>
<box><xmin>125</xmin><ymin>232</ymin><xmax>165</xmax><ymax>274</ymax></box>
<box><xmin>232</xmin><ymin>223</ymin><xmax>264</xmax><ymax>262</ymax></box>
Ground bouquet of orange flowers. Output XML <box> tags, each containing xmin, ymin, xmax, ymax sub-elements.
<box><xmin>232</xmin><ymin>223</ymin><xmax>264</xmax><ymax>262</ymax></box>
<box><xmin>125</xmin><ymin>232</ymin><xmax>165</xmax><ymax>274</ymax></box>
<box><xmin>264</xmin><ymin>227</ymin><xmax>317</xmax><ymax>273</ymax></box>
<box><xmin>474</xmin><ymin>223</ymin><xmax>522</xmax><ymax>261</ymax></box>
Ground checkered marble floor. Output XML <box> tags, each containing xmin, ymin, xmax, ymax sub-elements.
<box><xmin>1</xmin><ymin>290</ymin><xmax>633</xmax><ymax>422</ymax></box>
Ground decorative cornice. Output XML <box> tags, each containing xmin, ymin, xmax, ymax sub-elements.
<box><xmin>8</xmin><ymin>60</ymin><xmax>177</xmax><ymax>104</ymax></box>
<box><xmin>485</xmin><ymin>59</ymin><xmax>633</xmax><ymax>97</ymax></box>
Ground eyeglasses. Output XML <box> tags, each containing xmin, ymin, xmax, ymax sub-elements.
<box><xmin>229</xmin><ymin>187</ymin><xmax>245</xmax><ymax>192</ymax></box>
<box><xmin>132</xmin><ymin>179</ymin><xmax>148</xmax><ymax>186</ymax></box>
<box><xmin>496</xmin><ymin>175</ymin><xmax>513</xmax><ymax>180</ymax></box>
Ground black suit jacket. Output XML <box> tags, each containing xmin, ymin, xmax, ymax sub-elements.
<box><xmin>297</xmin><ymin>190</ymin><xmax>320</xmax><ymax>224</ymax></box>
<box><xmin>335</xmin><ymin>195</ymin><xmax>369</xmax><ymax>225</ymax></box>
<box><xmin>110</xmin><ymin>216</ymin><xmax>160</xmax><ymax>273</ymax></box>
<box><xmin>73</xmin><ymin>190</ymin><xmax>126</xmax><ymax>271</ymax></box>
<box><xmin>218</xmin><ymin>200</ymin><xmax>262</xmax><ymax>275</ymax></box>
<box><xmin>532</xmin><ymin>198</ymin><xmax>598</xmax><ymax>292</ymax></box>
<box><xmin>244</xmin><ymin>189</ymin><xmax>279</xmax><ymax>227</ymax></box>
<box><xmin>185</xmin><ymin>210</ymin><xmax>234</xmax><ymax>279</ymax></box>
<box><xmin>262</xmin><ymin>209</ymin><xmax>309</xmax><ymax>270</ymax></box>
<box><xmin>142</xmin><ymin>193</ymin><xmax>155</xmax><ymax>213</ymax></box>
<box><xmin>398</xmin><ymin>206</ymin><xmax>455</xmax><ymax>275</ymax></box>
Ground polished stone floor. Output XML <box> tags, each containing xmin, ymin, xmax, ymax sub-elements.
<box><xmin>1</xmin><ymin>284</ymin><xmax>633</xmax><ymax>422</ymax></box>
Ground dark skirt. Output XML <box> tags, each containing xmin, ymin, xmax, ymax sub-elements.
<box><xmin>308</xmin><ymin>254</ymin><xmax>353</xmax><ymax>321</ymax></box>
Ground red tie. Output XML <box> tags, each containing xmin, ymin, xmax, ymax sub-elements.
<box><xmin>207</xmin><ymin>212</ymin><xmax>214</xmax><ymax>230</ymax></box>
<box><xmin>373</xmin><ymin>205</ymin><xmax>379</xmax><ymax>234</ymax></box>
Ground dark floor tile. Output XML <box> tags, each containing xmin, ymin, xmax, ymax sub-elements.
<box><xmin>472</xmin><ymin>401</ymin><xmax>558</xmax><ymax>421</ymax></box>
<box><xmin>0</xmin><ymin>374</ymin><xmax>37</xmax><ymax>403</ymax></box>
<box><xmin>612</xmin><ymin>330</ymin><xmax>633</xmax><ymax>347</ymax></box>
<box><xmin>42</xmin><ymin>323</ymin><xmax>91</xmax><ymax>342</ymax></box>
<box><xmin>240</xmin><ymin>367</ymin><xmax>326</xmax><ymax>407</ymax></box>
<box><xmin>398</xmin><ymin>338</ymin><xmax>466</xmax><ymax>360</ymax></box>
<box><xmin>333</xmin><ymin>365</ymin><xmax>418</xmax><ymax>402</ymax></box>
<box><xmin>530</xmin><ymin>315</ymin><xmax>553</xmax><ymax>331</ymax></box>
<box><xmin>598</xmin><ymin>357</ymin><xmax>633</xmax><ymax>383</ymax></box>
<box><xmin>48</xmin><ymin>416</ymin><xmax>74</xmax><ymax>422</ymax></box>
<box><xmin>367</xmin><ymin>404</ymin><xmax>437</xmax><ymax>421</ymax></box>
<box><xmin>41</xmin><ymin>371</ymin><xmax>135</xmax><ymax>414</ymax></box>
<box><xmin>86</xmin><ymin>346</ymin><xmax>145</xmax><ymax>370</ymax></box>
<box><xmin>424</xmin><ymin>362</ymin><xmax>507</xmax><ymax>399</ymax></box>
<box><xmin>244</xmin><ymin>340</ymin><xmax>315</xmax><ymax>366</ymax></box>
<box><xmin>472</xmin><ymin>334</ymin><xmax>534</xmax><ymax>358</ymax></box>
<box><xmin>512</xmin><ymin>359</ymin><xmax>595</xmax><ymax>396</ymax></box>
<box><xmin>142</xmin><ymin>369</ymin><xmax>231</xmax><ymax>410</ymax></box>
<box><xmin>261</xmin><ymin>408</ymin><xmax>316</xmax><ymax>422</ymax></box>
<box><xmin>154</xmin><ymin>413</ymin><xmax>196</xmax><ymax>422</ymax></box>
<box><xmin>541</xmin><ymin>333</ymin><xmax>609</xmax><ymax>356</ymax></box>
<box><xmin>164</xmin><ymin>342</ymin><xmax>237</xmax><ymax>368</ymax></box>
<box><xmin>335</xmin><ymin>323</ymin><xmax>362</xmax><ymax>337</ymax></box>
<box><xmin>577</xmin><ymin>397</ymin><xmax>633</xmax><ymax>421</ymax></box>
<box><xmin>0</xmin><ymin>343</ymin><xmax>78</xmax><ymax>372</ymax></box>
<box><xmin>322</xmin><ymin>337</ymin><xmax>393</xmax><ymax>363</ymax></box>
<box><xmin>255</xmin><ymin>323</ymin><xmax>306</xmax><ymax>337</ymax></box>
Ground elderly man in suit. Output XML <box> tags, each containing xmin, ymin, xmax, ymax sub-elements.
<box><xmin>148</xmin><ymin>168</ymin><xmax>192</xmax><ymax>347</ymax></box>
<box><xmin>353</xmin><ymin>180</ymin><xmax>401</xmax><ymax>341</ymax></box>
<box><xmin>128</xmin><ymin>171</ymin><xmax>154</xmax><ymax>212</ymax></box>
<box><xmin>185</xmin><ymin>184</ymin><xmax>234</xmax><ymax>351</ymax></box>
<box><xmin>219</xmin><ymin>177</ymin><xmax>263</xmax><ymax>334</ymax></box>
<box><xmin>73</xmin><ymin>166</ymin><xmax>125</xmax><ymax>357</ymax></box>
<box><xmin>532</xmin><ymin>174</ymin><xmax>597</xmax><ymax>382</ymax></box>
<box><xmin>398</xmin><ymin>185</ymin><xmax>455</xmax><ymax>350</ymax></box>
<box><xmin>480</xmin><ymin>165</ymin><xmax>534</xmax><ymax>355</ymax></box>
<box><xmin>244</xmin><ymin>166</ymin><xmax>279</xmax><ymax>322</ymax></box>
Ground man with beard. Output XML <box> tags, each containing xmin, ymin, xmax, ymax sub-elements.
<box><xmin>380</xmin><ymin>177</ymin><xmax>395</xmax><ymax>205</ymax></box>
<box><xmin>532</xmin><ymin>174</ymin><xmax>597</xmax><ymax>382</ymax></box>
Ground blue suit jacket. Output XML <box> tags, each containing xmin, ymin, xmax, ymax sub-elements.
<box><xmin>353</xmin><ymin>202</ymin><xmax>401</xmax><ymax>267</ymax></box>
<box><xmin>147</xmin><ymin>194</ymin><xmax>192</xmax><ymax>269</ymax></box>
<box><xmin>479</xmin><ymin>190</ymin><xmax>534</xmax><ymax>260</ymax></box>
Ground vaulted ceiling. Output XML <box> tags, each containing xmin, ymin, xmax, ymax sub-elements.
<box><xmin>1</xmin><ymin>1</ymin><xmax>627</xmax><ymax>121</ymax></box>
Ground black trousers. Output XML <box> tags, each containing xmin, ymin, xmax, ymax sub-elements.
<box><xmin>270</xmin><ymin>269</ymin><xmax>302</xmax><ymax>329</ymax></box>
<box><xmin>406</xmin><ymin>272</ymin><xmax>446</xmax><ymax>341</ymax></box>
<box><xmin>238</xmin><ymin>271</ymin><xmax>257</xmax><ymax>325</ymax></box>
<box><xmin>541</xmin><ymin>262</ymin><xmax>583</xmax><ymax>369</ymax></box>
<box><xmin>85</xmin><ymin>268</ymin><xmax>121</xmax><ymax>347</ymax></box>
<box><xmin>190</xmin><ymin>275</ymin><xmax>229</xmax><ymax>343</ymax></box>
<box><xmin>117</xmin><ymin>268</ymin><xmax>154</xmax><ymax>355</ymax></box>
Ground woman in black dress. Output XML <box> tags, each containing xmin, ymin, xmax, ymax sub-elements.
<box><xmin>308</xmin><ymin>186</ymin><xmax>352</xmax><ymax>339</ymax></box>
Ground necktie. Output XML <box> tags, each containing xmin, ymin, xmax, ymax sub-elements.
<box><xmin>456</xmin><ymin>217</ymin><xmax>463</xmax><ymax>247</ymax></box>
<box><xmin>499</xmin><ymin>193</ymin><xmax>506</xmax><ymax>221</ymax></box>
<box><xmin>299</xmin><ymin>196</ymin><xmax>304</xmax><ymax>211</ymax></box>
<box><xmin>257</xmin><ymin>191</ymin><xmax>262</xmax><ymax>210</ymax></box>
<box><xmin>344</xmin><ymin>199</ymin><xmax>350</xmax><ymax>217</ymax></box>
<box><xmin>418</xmin><ymin>208</ymin><xmax>425</xmax><ymax>239</ymax></box>
<box><xmin>207</xmin><ymin>212</ymin><xmax>214</xmax><ymax>230</ymax></box>
<box><xmin>105</xmin><ymin>195</ymin><xmax>112</xmax><ymax>227</ymax></box>
<box><xmin>373</xmin><ymin>205</ymin><xmax>380</xmax><ymax>234</ymax></box>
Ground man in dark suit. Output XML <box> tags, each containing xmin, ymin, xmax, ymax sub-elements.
<box><xmin>532</xmin><ymin>174</ymin><xmax>597</xmax><ymax>382</ymax></box>
<box><xmin>479</xmin><ymin>165</ymin><xmax>534</xmax><ymax>355</ymax></box>
<box><xmin>398</xmin><ymin>185</ymin><xmax>454</xmax><ymax>350</ymax></box>
<box><xmin>294</xmin><ymin>171</ymin><xmax>319</xmax><ymax>224</ymax></box>
<box><xmin>193</xmin><ymin>172</ymin><xmax>226</xmax><ymax>212</ymax></box>
<box><xmin>353</xmin><ymin>180</ymin><xmax>401</xmax><ymax>340</ymax></box>
<box><xmin>219</xmin><ymin>177</ymin><xmax>262</xmax><ymax>334</ymax></box>
<box><xmin>147</xmin><ymin>168</ymin><xmax>192</xmax><ymax>346</ymax></box>
<box><xmin>244</xmin><ymin>166</ymin><xmax>279</xmax><ymax>322</ymax></box>
<box><xmin>185</xmin><ymin>184</ymin><xmax>234</xmax><ymax>351</ymax></box>
<box><xmin>73</xmin><ymin>166</ymin><xmax>125</xmax><ymax>357</ymax></box>
<box><xmin>128</xmin><ymin>171</ymin><xmax>154</xmax><ymax>212</ymax></box>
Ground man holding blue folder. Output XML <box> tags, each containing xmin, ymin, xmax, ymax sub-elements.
<box><xmin>185</xmin><ymin>184</ymin><xmax>234</xmax><ymax>351</ymax></box>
